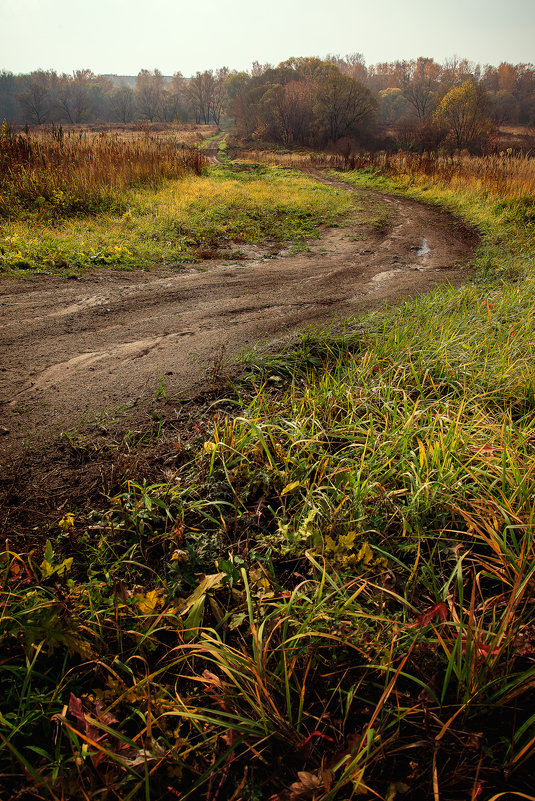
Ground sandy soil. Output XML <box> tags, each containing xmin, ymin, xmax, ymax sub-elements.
<box><xmin>0</xmin><ymin>176</ymin><xmax>477</xmax><ymax>464</ymax></box>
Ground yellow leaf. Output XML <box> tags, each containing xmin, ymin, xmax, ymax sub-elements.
<box><xmin>170</xmin><ymin>549</ymin><xmax>188</xmax><ymax>563</ymax></box>
<box><xmin>58</xmin><ymin>513</ymin><xmax>75</xmax><ymax>531</ymax></box>
<box><xmin>281</xmin><ymin>480</ymin><xmax>300</xmax><ymax>496</ymax></box>
<box><xmin>135</xmin><ymin>589</ymin><xmax>164</xmax><ymax>615</ymax></box>
<box><xmin>177</xmin><ymin>573</ymin><xmax>226</xmax><ymax>616</ymax></box>
<box><xmin>357</xmin><ymin>542</ymin><xmax>374</xmax><ymax>566</ymax></box>
<box><xmin>417</xmin><ymin>438</ymin><xmax>427</xmax><ymax>469</ymax></box>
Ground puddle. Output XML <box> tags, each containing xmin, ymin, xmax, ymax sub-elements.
<box><xmin>417</xmin><ymin>237</ymin><xmax>430</xmax><ymax>257</ymax></box>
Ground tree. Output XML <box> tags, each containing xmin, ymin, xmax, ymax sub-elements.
<box><xmin>401</xmin><ymin>57</ymin><xmax>441</xmax><ymax>119</ymax></box>
<box><xmin>378</xmin><ymin>87</ymin><xmax>409</xmax><ymax>123</ymax></box>
<box><xmin>110</xmin><ymin>85</ymin><xmax>135</xmax><ymax>123</ymax></box>
<box><xmin>0</xmin><ymin>71</ymin><xmax>20</xmax><ymax>123</ymax></box>
<box><xmin>136</xmin><ymin>69</ymin><xmax>165</xmax><ymax>122</ymax></box>
<box><xmin>57</xmin><ymin>70</ymin><xmax>101</xmax><ymax>123</ymax></box>
<box><xmin>260</xmin><ymin>80</ymin><xmax>314</xmax><ymax>145</ymax></box>
<box><xmin>489</xmin><ymin>90</ymin><xmax>518</xmax><ymax>125</ymax></box>
<box><xmin>188</xmin><ymin>71</ymin><xmax>215</xmax><ymax>124</ymax></box>
<box><xmin>161</xmin><ymin>72</ymin><xmax>187</xmax><ymax>122</ymax></box>
<box><xmin>326</xmin><ymin>52</ymin><xmax>368</xmax><ymax>83</ymax></box>
<box><xmin>17</xmin><ymin>70</ymin><xmax>58</xmax><ymax>124</ymax></box>
<box><xmin>210</xmin><ymin>67</ymin><xmax>229</xmax><ymax>125</ymax></box>
<box><xmin>434</xmin><ymin>79</ymin><xmax>491</xmax><ymax>150</ymax></box>
<box><xmin>314</xmin><ymin>72</ymin><xmax>377</xmax><ymax>144</ymax></box>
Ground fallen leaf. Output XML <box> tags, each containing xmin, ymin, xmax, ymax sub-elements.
<box><xmin>410</xmin><ymin>601</ymin><xmax>448</xmax><ymax>628</ymax></box>
<box><xmin>281</xmin><ymin>480</ymin><xmax>300</xmax><ymax>496</ymax></box>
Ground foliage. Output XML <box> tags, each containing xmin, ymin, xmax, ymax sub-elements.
<box><xmin>230</xmin><ymin>59</ymin><xmax>377</xmax><ymax>148</ymax></box>
<box><xmin>435</xmin><ymin>79</ymin><xmax>492</xmax><ymax>150</ymax></box>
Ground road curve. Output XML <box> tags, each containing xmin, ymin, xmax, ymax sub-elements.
<box><xmin>0</xmin><ymin>175</ymin><xmax>476</xmax><ymax>459</ymax></box>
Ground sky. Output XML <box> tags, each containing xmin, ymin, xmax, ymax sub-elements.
<box><xmin>0</xmin><ymin>0</ymin><xmax>533</xmax><ymax>76</ymax></box>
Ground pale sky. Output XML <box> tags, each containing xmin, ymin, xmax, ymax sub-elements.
<box><xmin>0</xmin><ymin>0</ymin><xmax>533</xmax><ymax>76</ymax></box>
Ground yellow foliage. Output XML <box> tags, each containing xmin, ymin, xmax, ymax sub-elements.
<box><xmin>135</xmin><ymin>589</ymin><xmax>165</xmax><ymax>615</ymax></box>
<box><xmin>58</xmin><ymin>513</ymin><xmax>75</xmax><ymax>531</ymax></box>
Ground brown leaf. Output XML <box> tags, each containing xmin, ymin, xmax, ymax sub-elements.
<box><xmin>297</xmin><ymin>772</ymin><xmax>322</xmax><ymax>791</ymax></box>
<box><xmin>289</xmin><ymin>771</ymin><xmax>323</xmax><ymax>799</ymax></box>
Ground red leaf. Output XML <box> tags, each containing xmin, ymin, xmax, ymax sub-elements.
<box><xmin>68</xmin><ymin>693</ymin><xmax>85</xmax><ymax>726</ymax></box>
<box><xmin>411</xmin><ymin>602</ymin><xmax>448</xmax><ymax>629</ymax></box>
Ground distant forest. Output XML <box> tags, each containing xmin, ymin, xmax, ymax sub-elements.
<box><xmin>1</xmin><ymin>56</ymin><xmax>534</xmax><ymax>151</ymax></box>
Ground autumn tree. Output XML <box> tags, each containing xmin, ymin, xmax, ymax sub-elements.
<box><xmin>230</xmin><ymin>66</ymin><xmax>295</xmax><ymax>138</ymax></box>
<box><xmin>326</xmin><ymin>52</ymin><xmax>368</xmax><ymax>84</ymax></box>
<box><xmin>314</xmin><ymin>72</ymin><xmax>377</xmax><ymax>144</ymax></box>
<box><xmin>378</xmin><ymin>87</ymin><xmax>409</xmax><ymax>123</ymax></box>
<box><xmin>210</xmin><ymin>68</ymin><xmax>229</xmax><ymax>125</ymax></box>
<box><xmin>0</xmin><ymin>71</ymin><xmax>20</xmax><ymax>123</ymax></box>
<box><xmin>401</xmin><ymin>57</ymin><xmax>441</xmax><ymax>118</ymax></box>
<box><xmin>160</xmin><ymin>72</ymin><xmax>187</xmax><ymax>122</ymax></box>
<box><xmin>187</xmin><ymin>71</ymin><xmax>214</xmax><ymax>124</ymax></box>
<box><xmin>57</xmin><ymin>70</ymin><xmax>105</xmax><ymax>124</ymax></box>
<box><xmin>434</xmin><ymin>79</ymin><xmax>491</xmax><ymax>150</ymax></box>
<box><xmin>260</xmin><ymin>80</ymin><xmax>314</xmax><ymax>145</ymax></box>
<box><xmin>17</xmin><ymin>70</ymin><xmax>59</xmax><ymax>124</ymax></box>
<box><xmin>110</xmin><ymin>85</ymin><xmax>136</xmax><ymax>123</ymax></box>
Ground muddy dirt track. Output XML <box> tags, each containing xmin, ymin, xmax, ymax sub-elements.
<box><xmin>0</xmin><ymin>174</ymin><xmax>477</xmax><ymax>463</ymax></box>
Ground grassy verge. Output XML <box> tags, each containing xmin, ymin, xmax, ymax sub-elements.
<box><xmin>331</xmin><ymin>165</ymin><xmax>535</xmax><ymax>284</ymax></box>
<box><xmin>2</xmin><ymin>159</ymin><xmax>535</xmax><ymax>799</ymax></box>
<box><xmin>0</xmin><ymin>164</ymin><xmax>353</xmax><ymax>276</ymax></box>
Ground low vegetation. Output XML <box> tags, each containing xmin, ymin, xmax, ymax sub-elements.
<box><xmin>0</xmin><ymin>129</ymin><xmax>354</xmax><ymax>275</ymax></box>
<box><xmin>0</xmin><ymin>123</ymin><xmax>207</xmax><ymax>220</ymax></box>
<box><xmin>2</xmin><ymin>142</ymin><xmax>535</xmax><ymax>800</ymax></box>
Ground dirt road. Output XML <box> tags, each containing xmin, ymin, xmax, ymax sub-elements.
<box><xmin>0</xmin><ymin>178</ymin><xmax>477</xmax><ymax>461</ymax></box>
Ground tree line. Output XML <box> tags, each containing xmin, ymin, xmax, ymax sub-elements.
<box><xmin>0</xmin><ymin>68</ymin><xmax>230</xmax><ymax>127</ymax></box>
<box><xmin>1</xmin><ymin>56</ymin><xmax>534</xmax><ymax>151</ymax></box>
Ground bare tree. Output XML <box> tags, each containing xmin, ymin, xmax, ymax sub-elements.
<box><xmin>136</xmin><ymin>69</ymin><xmax>165</xmax><ymax>122</ymax></box>
<box><xmin>188</xmin><ymin>71</ymin><xmax>215</xmax><ymax>124</ymax></box>
<box><xmin>401</xmin><ymin>58</ymin><xmax>441</xmax><ymax>119</ymax></box>
<box><xmin>17</xmin><ymin>70</ymin><xmax>57</xmax><ymax>124</ymax></box>
<box><xmin>110</xmin><ymin>85</ymin><xmax>136</xmax><ymax>123</ymax></box>
<box><xmin>209</xmin><ymin>67</ymin><xmax>229</xmax><ymax>125</ymax></box>
<box><xmin>57</xmin><ymin>70</ymin><xmax>100</xmax><ymax>123</ymax></box>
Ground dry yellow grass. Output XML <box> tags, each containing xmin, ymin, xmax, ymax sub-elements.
<box><xmin>239</xmin><ymin>148</ymin><xmax>535</xmax><ymax>201</ymax></box>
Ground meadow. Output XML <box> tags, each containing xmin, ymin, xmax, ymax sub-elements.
<box><xmin>1</xmin><ymin>132</ymin><xmax>535</xmax><ymax>800</ymax></box>
<box><xmin>0</xmin><ymin>127</ymin><xmax>352</xmax><ymax>274</ymax></box>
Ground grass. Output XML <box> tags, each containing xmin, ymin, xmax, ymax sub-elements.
<box><xmin>0</xmin><ymin>162</ymin><xmax>354</xmax><ymax>275</ymax></box>
<box><xmin>2</xmin><ymin>150</ymin><xmax>535</xmax><ymax>799</ymax></box>
<box><xmin>326</xmin><ymin>159</ymin><xmax>535</xmax><ymax>285</ymax></box>
<box><xmin>0</xmin><ymin>123</ymin><xmax>207</xmax><ymax>221</ymax></box>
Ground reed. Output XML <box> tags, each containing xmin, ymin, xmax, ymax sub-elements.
<box><xmin>0</xmin><ymin>122</ymin><xmax>207</xmax><ymax>218</ymax></box>
<box><xmin>241</xmin><ymin>147</ymin><xmax>535</xmax><ymax>202</ymax></box>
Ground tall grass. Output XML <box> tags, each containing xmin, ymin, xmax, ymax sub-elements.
<box><xmin>242</xmin><ymin>148</ymin><xmax>535</xmax><ymax>202</ymax></box>
<box><xmin>0</xmin><ymin>122</ymin><xmax>207</xmax><ymax>219</ymax></box>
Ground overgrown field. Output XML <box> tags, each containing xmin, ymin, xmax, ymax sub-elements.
<box><xmin>243</xmin><ymin>148</ymin><xmax>535</xmax><ymax>202</ymax></box>
<box><xmin>0</xmin><ymin>124</ymin><xmax>207</xmax><ymax>219</ymax></box>
<box><xmin>2</xmin><ymin>150</ymin><xmax>535</xmax><ymax>800</ymax></box>
<box><xmin>0</xmin><ymin>128</ymin><xmax>353</xmax><ymax>275</ymax></box>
